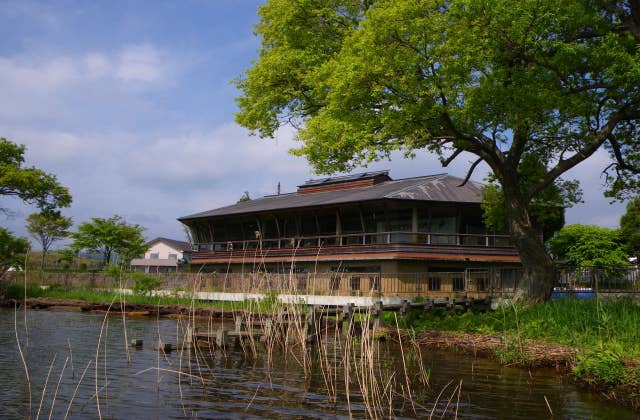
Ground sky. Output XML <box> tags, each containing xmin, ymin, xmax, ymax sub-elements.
<box><xmin>0</xmin><ymin>0</ymin><xmax>629</xmax><ymax>249</ymax></box>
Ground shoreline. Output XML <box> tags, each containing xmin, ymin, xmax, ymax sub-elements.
<box><xmin>2</xmin><ymin>296</ymin><xmax>639</xmax><ymax>411</ymax></box>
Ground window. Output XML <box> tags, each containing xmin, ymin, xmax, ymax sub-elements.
<box><xmin>149</xmin><ymin>253</ymin><xmax>159</xmax><ymax>259</ymax></box>
<box><xmin>428</xmin><ymin>275</ymin><xmax>441</xmax><ymax>291</ymax></box>
<box><xmin>350</xmin><ymin>276</ymin><xmax>361</xmax><ymax>292</ymax></box>
<box><xmin>453</xmin><ymin>277</ymin><xmax>465</xmax><ymax>291</ymax></box>
<box><xmin>430</xmin><ymin>208</ymin><xmax>457</xmax><ymax>245</ymax></box>
<box><xmin>168</xmin><ymin>253</ymin><xmax>178</xmax><ymax>260</ymax></box>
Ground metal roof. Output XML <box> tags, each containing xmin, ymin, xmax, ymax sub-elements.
<box><xmin>179</xmin><ymin>173</ymin><xmax>483</xmax><ymax>222</ymax></box>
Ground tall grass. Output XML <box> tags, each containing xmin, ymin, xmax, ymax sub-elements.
<box><xmin>407</xmin><ymin>297</ymin><xmax>640</xmax><ymax>354</ymax></box>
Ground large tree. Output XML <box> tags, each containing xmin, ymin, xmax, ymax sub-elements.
<box><xmin>70</xmin><ymin>215</ymin><xmax>146</xmax><ymax>266</ymax></box>
<box><xmin>26</xmin><ymin>211</ymin><xmax>73</xmax><ymax>270</ymax></box>
<box><xmin>0</xmin><ymin>138</ymin><xmax>72</xmax><ymax>212</ymax></box>
<box><xmin>236</xmin><ymin>0</ymin><xmax>640</xmax><ymax>302</ymax></box>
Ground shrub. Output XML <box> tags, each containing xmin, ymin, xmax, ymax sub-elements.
<box><xmin>573</xmin><ymin>343</ymin><xmax>627</xmax><ymax>385</ymax></box>
<box><xmin>130</xmin><ymin>272</ymin><xmax>163</xmax><ymax>296</ymax></box>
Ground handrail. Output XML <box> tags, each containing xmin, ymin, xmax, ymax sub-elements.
<box><xmin>193</xmin><ymin>230</ymin><xmax>513</xmax><ymax>252</ymax></box>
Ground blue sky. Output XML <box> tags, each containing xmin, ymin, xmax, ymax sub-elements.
<box><xmin>0</xmin><ymin>0</ymin><xmax>627</xmax><ymax>248</ymax></box>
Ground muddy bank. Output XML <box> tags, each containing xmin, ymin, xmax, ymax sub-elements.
<box><xmin>1</xmin><ymin>297</ymin><xmax>238</xmax><ymax>319</ymax></box>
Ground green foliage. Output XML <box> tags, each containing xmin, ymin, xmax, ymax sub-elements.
<box><xmin>620</xmin><ymin>197</ymin><xmax>640</xmax><ymax>257</ymax></box>
<box><xmin>547</xmin><ymin>225</ymin><xmax>630</xmax><ymax>274</ymax></box>
<box><xmin>5</xmin><ymin>283</ymin><xmax>48</xmax><ymax>299</ymax></box>
<box><xmin>130</xmin><ymin>272</ymin><xmax>163</xmax><ymax>296</ymax></box>
<box><xmin>26</xmin><ymin>210</ymin><xmax>73</xmax><ymax>269</ymax></box>
<box><xmin>257</xmin><ymin>289</ymin><xmax>281</xmax><ymax>311</ymax></box>
<box><xmin>71</xmin><ymin>215</ymin><xmax>146</xmax><ymax>266</ymax></box>
<box><xmin>237</xmin><ymin>191</ymin><xmax>251</xmax><ymax>203</ymax></box>
<box><xmin>573</xmin><ymin>343</ymin><xmax>627</xmax><ymax>385</ymax></box>
<box><xmin>237</xmin><ymin>0</ymin><xmax>640</xmax><ymax>301</ymax></box>
<box><xmin>0</xmin><ymin>227</ymin><xmax>30</xmax><ymax>277</ymax></box>
<box><xmin>494</xmin><ymin>341</ymin><xmax>529</xmax><ymax>366</ymax></box>
<box><xmin>0</xmin><ymin>138</ymin><xmax>72</xmax><ymax>211</ymax></box>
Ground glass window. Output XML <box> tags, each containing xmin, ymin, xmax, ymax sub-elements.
<box><xmin>168</xmin><ymin>253</ymin><xmax>177</xmax><ymax>260</ymax></box>
<box><xmin>430</xmin><ymin>208</ymin><xmax>457</xmax><ymax>245</ymax></box>
<box><xmin>149</xmin><ymin>253</ymin><xmax>159</xmax><ymax>259</ymax></box>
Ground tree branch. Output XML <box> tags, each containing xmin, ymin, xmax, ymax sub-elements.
<box><xmin>458</xmin><ymin>157</ymin><xmax>483</xmax><ymax>187</ymax></box>
<box><xmin>526</xmin><ymin>110</ymin><xmax>629</xmax><ymax>201</ymax></box>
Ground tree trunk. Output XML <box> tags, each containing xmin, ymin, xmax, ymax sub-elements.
<box><xmin>506</xmin><ymin>196</ymin><xmax>556</xmax><ymax>303</ymax></box>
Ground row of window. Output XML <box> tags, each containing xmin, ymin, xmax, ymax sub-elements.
<box><xmin>148</xmin><ymin>253</ymin><xmax>178</xmax><ymax>259</ymax></box>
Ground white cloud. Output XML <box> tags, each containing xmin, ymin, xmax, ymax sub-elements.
<box><xmin>115</xmin><ymin>44</ymin><xmax>167</xmax><ymax>83</ymax></box>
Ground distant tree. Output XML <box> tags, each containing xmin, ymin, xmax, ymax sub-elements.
<box><xmin>237</xmin><ymin>191</ymin><xmax>251</xmax><ymax>203</ymax></box>
<box><xmin>0</xmin><ymin>138</ymin><xmax>71</xmax><ymax>212</ymax></box>
<box><xmin>70</xmin><ymin>215</ymin><xmax>146</xmax><ymax>266</ymax></box>
<box><xmin>620</xmin><ymin>197</ymin><xmax>640</xmax><ymax>258</ymax></box>
<box><xmin>26</xmin><ymin>211</ymin><xmax>73</xmax><ymax>270</ymax></box>
<box><xmin>236</xmin><ymin>0</ymin><xmax>640</xmax><ymax>302</ymax></box>
<box><xmin>547</xmin><ymin>225</ymin><xmax>629</xmax><ymax>275</ymax></box>
<box><xmin>0</xmin><ymin>227</ymin><xmax>30</xmax><ymax>279</ymax></box>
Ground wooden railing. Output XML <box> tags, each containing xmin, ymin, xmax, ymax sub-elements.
<box><xmin>193</xmin><ymin>231</ymin><xmax>514</xmax><ymax>253</ymax></box>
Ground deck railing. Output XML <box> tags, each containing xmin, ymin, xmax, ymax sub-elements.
<box><xmin>193</xmin><ymin>231</ymin><xmax>514</xmax><ymax>253</ymax></box>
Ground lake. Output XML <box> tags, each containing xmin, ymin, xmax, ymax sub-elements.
<box><xmin>0</xmin><ymin>308</ymin><xmax>635</xmax><ymax>419</ymax></box>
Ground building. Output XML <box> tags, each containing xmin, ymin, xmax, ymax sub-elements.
<box><xmin>130</xmin><ymin>237</ymin><xmax>192</xmax><ymax>273</ymax></box>
<box><xmin>179</xmin><ymin>171</ymin><xmax>522</xmax><ymax>298</ymax></box>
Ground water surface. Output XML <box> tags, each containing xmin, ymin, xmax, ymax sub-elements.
<box><xmin>0</xmin><ymin>308</ymin><xmax>634</xmax><ymax>419</ymax></box>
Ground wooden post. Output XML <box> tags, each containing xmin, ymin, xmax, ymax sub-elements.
<box><xmin>373</xmin><ymin>300</ymin><xmax>384</xmax><ymax>329</ymax></box>
<box><xmin>400</xmin><ymin>299</ymin><xmax>410</xmax><ymax>318</ymax></box>
<box><xmin>216</xmin><ymin>328</ymin><xmax>228</xmax><ymax>349</ymax></box>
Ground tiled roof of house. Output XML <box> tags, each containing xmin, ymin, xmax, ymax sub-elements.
<box><xmin>179</xmin><ymin>173</ymin><xmax>483</xmax><ymax>222</ymax></box>
<box><xmin>146</xmin><ymin>237</ymin><xmax>192</xmax><ymax>252</ymax></box>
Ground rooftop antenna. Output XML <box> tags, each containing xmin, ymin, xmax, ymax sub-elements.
<box><xmin>277</xmin><ymin>182</ymin><xmax>281</xmax><ymax>195</ymax></box>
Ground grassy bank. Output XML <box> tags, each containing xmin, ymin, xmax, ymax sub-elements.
<box><xmin>2</xmin><ymin>283</ymin><xmax>253</xmax><ymax>311</ymax></box>
<box><xmin>401</xmin><ymin>297</ymin><xmax>640</xmax><ymax>408</ymax></box>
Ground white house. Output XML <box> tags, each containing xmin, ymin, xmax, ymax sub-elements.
<box><xmin>130</xmin><ymin>237</ymin><xmax>192</xmax><ymax>273</ymax></box>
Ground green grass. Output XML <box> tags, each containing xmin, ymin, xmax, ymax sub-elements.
<box><xmin>402</xmin><ymin>297</ymin><xmax>640</xmax><ymax>388</ymax></box>
<box><xmin>405</xmin><ymin>298</ymin><xmax>640</xmax><ymax>353</ymax></box>
<box><xmin>3</xmin><ymin>283</ymin><xmax>248</xmax><ymax>310</ymax></box>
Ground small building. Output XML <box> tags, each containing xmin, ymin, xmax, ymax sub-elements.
<box><xmin>130</xmin><ymin>237</ymin><xmax>192</xmax><ymax>273</ymax></box>
<box><xmin>179</xmin><ymin>171</ymin><xmax>522</xmax><ymax>298</ymax></box>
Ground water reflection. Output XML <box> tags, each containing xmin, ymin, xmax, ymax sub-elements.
<box><xmin>0</xmin><ymin>309</ymin><xmax>635</xmax><ymax>419</ymax></box>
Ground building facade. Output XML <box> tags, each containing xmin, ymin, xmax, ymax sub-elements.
<box><xmin>179</xmin><ymin>172</ymin><xmax>522</xmax><ymax>298</ymax></box>
<box><xmin>130</xmin><ymin>237</ymin><xmax>191</xmax><ymax>273</ymax></box>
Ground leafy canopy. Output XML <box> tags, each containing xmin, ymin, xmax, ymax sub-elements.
<box><xmin>547</xmin><ymin>224</ymin><xmax>629</xmax><ymax>270</ymax></box>
<box><xmin>71</xmin><ymin>215</ymin><xmax>146</xmax><ymax>266</ymax></box>
<box><xmin>237</xmin><ymin>0</ymin><xmax>640</xmax><ymax>199</ymax></box>
<box><xmin>26</xmin><ymin>211</ymin><xmax>73</xmax><ymax>269</ymax></box>
<box><xmin>26</xmin><ymin>211</ymin><xmax>73</xmax><ymax>252</ymax></box>
<box><xmin>0</xmin><ymin>227</ymin><xmax>30</xmax><ymax>278</ymax></box>
<box><xmin>620</xmin><ymin>197</ymin><xmax>640</xmax><ymax>257</ymax></box>
<box><xmin>0</xmin><ymin>138</ymin><xmax>72</xmax><ymax>211</ymax></box>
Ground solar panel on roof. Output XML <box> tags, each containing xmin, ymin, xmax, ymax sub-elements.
<box><xmin>299</xmin><ymin>170</ymin><xmax>390</xmax><ymax>187</ymax></box>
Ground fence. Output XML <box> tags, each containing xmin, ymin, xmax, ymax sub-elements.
<box><xmin>5</xmin><ymin>266</ymin><xmax>639</xmax><ymax>298</ymax></box>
